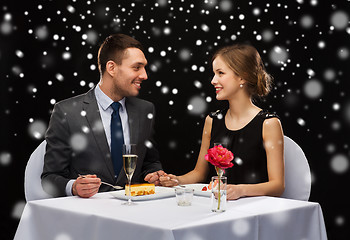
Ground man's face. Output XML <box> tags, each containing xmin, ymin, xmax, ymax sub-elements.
<box><xmin>113</xmin><ymin>47</ymin><xmax>148</xmax><ymax>98</ymax></box>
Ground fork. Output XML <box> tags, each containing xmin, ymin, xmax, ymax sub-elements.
<box><xmin>100</xmin><ymin>181</ymin><xmax>123</xmax><ymax>190</ymax></box>
<box><xmin>78</xmin><ymin>174</ymin><xmax>123</xmax><ymax>190</ymax></box>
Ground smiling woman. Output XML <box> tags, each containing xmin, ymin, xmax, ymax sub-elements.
<box><xmin>212</xmin><ymin>44</ymin><xmax>273</xmax><ymax>100</ymax></box>
<box><xmin>159</xmin><ymin>44</ymin><xmax>285</xmax><ymax>201</ymax></box>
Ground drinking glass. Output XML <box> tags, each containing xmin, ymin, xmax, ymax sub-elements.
<box><xmin>175</xmin><ymin>188</ymin><xmax>194</xmax><ymax>206</ymax></box>
<box><xmin>122</xmin><ymin>144</ymin><xmax>138</xmax><ymax>205</ymax></box>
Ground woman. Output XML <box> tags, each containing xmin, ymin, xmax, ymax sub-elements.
<box><xmin>160</xmin><ymin>44</ymin><xmax>285</xmax><ymax>200</ymax></box>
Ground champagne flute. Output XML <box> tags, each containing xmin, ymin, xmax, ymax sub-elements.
<box><xmin>122</xmin><ymin>144</ymin><xmax>138</xmax><ymax>205</ymax></box>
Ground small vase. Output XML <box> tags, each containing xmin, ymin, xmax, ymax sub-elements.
<box><xmin>211</xmin><ymin>175</ymin><xmax>227</xmax><ymax>212</ymax></box>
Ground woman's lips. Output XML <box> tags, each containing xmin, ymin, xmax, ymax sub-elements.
<box><xmin>215</xmin><ymin>87</ymin><xmax>222</xmax><ymax>94</ymax></box>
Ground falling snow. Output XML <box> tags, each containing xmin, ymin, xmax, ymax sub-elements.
<box><xmin>1</xmin><ymin>0</ymin><xmax>350</xmax><ymax>239</ymax></box>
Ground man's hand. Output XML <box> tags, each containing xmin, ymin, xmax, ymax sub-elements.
<box><xmin>72</xmin><ymin>174</ymin><xmax>101</xmax><ymax>198</ymax></box>
<box><xmin>144</xmin><ymin>170</ymin><xmax>165</xmax><ymax>186</ymax></box>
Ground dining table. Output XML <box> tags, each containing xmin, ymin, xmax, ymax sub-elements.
<box><xmin>14</xmin><ymin>186</ymin><xmax>327</xmax><ymax>240</ymax></box>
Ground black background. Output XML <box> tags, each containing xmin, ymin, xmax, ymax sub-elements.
<box><xmin>1</xmin><ymin>0</ymin><xmax>349</xmax><ymax>239</ymax></box>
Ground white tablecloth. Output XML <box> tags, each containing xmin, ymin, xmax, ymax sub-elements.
<box><xmin>14</xmin><ymin>192</ymin><xmax>327</xmax><ymax>240</ymax></box>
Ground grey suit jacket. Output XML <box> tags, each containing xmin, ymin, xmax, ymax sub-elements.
<box><xmin>42</xmin><ymin>88</ymin><xmax>162</xmax><ymax>197</ymax></box>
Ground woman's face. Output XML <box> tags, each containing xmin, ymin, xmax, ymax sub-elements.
<box><xmin>211</xmin><ymin>56</ymin><xmax>242</xmax><ymax>100</ymax></box>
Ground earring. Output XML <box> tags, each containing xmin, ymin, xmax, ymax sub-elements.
<box><xmin>239</xmin><ymin>84</ymin><xmax>243</xmax><ymax>88</ymax></box>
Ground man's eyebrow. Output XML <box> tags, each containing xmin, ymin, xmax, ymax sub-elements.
<box><xmin>133</xmin><ymin>61</ymin><xmax>147</xmax><ymax>66</ymax></box>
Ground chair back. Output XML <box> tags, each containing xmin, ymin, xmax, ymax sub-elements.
<box><xmin>24</xmin><ymin>140</ymin><xmax>52</xmax><ymax>201</ymax></box>
<box><xmin>281</xmin><ymin>136</ymin><xmax>311</xmax><ymax>201</ymax></box>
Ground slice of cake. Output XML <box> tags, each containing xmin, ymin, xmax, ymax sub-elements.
<box><xmin>125</xmin><ymin>183</ymin><xmax>155</xmax><ymax>196</ymax></box>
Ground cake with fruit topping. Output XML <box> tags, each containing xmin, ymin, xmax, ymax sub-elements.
<box><xmin>125</xmin><ymin>183</ymin><xmax>155</xmax><ymax>196</ymax></box>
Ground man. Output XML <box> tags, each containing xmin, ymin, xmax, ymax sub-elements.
<box><xmin>42</xmin><ymin>33</ymin><xmax>164</xmax><ymax>198</ymax></box>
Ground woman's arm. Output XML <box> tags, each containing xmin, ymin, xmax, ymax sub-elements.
<box><xmin>160</xmin><ymin>116</ymin><xmax>212</xmax><ymax>186</ymax></box>
<box><xmin>226</xmin><ymin>117</ymin><xmax>285</xmax><ymax>200</ymax></box>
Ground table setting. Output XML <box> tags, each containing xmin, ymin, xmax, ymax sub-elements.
<box><xmin>14</xmin><ymin>144</ymin><xmax>327</xmax><ymax>240</ymax></box>
<box><xmin>105</xmin><ymin>143</ymin><xmax>226</xmax><ymax>206</ymax></box>
<box><xmin>14</xmin><ymin>189</ymin><xmax>327</xmax><ymax>240</ymax></box>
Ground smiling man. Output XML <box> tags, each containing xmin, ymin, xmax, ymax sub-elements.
<box><xmin>42</xmin><ymin>34</ymin><xmax>164</xmax><ymax>198</ymax></box>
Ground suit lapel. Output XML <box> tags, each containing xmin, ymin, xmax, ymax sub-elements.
<box><xmin>126</xmin><ymin>97</ymin><xmax>139</xmax><ymax>145</ymax></box>
<box><xmin>83</xmin><ymin>88</ymin><xmax>115</xmax><ymax>180</ymax></box>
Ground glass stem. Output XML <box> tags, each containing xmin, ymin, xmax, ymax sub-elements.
<box><xmin>217</xmin><ymin>177</ymin><xmax>221</xmax><ymax>210</ymax></box>
<box><xmin>128</xmin><ymin>178</ymin><xmax>132</xmax><ymax>204</ymax></box>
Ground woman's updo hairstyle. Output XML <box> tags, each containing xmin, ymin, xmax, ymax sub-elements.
<box><xmin>212</xmin><ymin>44</ymin><xmax>273</xmax><ymax>98</ymax></box>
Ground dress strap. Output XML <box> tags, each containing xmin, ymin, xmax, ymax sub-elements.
<box><xmin>209</xmin><ymin>109</ymin><xmax>228</xmax><ymax>119</ymax></box>
<box><xmin>258</xmin><ymin>110</ymin><xmax>280</xmax><ymax>120</ymax></box>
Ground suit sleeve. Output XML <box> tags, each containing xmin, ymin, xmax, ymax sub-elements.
<box><xmin>41</xmin><ymin>103</ymin><xmax>72</xmax><ymax>197</ymax></box>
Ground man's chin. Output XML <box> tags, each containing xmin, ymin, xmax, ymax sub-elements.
<box><xmin>128</xmin><ymin>90</ymin><xmax>140</xmax><ymax>97</ymax></box>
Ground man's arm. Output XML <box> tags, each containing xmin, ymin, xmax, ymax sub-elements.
<box><xmin>42</xmin><ymin>103</ymin><xmax>102</xmax><ymax>198</ymax></box>
<box><xmin>41</xmin><ymin>103</ymin><xmax>72</xmax><ymax>197</ymax></box>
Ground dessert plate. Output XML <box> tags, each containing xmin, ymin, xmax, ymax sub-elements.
<box><xmin>110</xmin><ymin>186</ymin><xmax>175</xmax><ymax>201</ymax></box>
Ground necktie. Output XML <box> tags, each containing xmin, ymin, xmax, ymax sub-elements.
<box><xmin>111</xmin><ymin>102</ymin><xmax>124</xmax><ymax>178</ymax></box>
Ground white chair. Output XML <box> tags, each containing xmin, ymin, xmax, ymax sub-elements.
<box><xmin>281</xmin><ymin>136</ymin><xmax>311</xmax><ymax>201</ymax></box>
<box><xmin>24</xmin><ymin>140</ymin><xmax>52</xmax><ymax>201</ymax></box>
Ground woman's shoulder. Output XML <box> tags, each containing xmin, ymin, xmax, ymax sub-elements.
<box><xmin>256</xmin><ymin>110</ymin><xmax>282</xmax><ymax>131</ymax></box>
<box><xmin>259</xmin><ymin>110</ymin><xmax>283</xmax><ymax>133</ymax></box>
<box><xmin>261</xmin><ymin>110</ymin><xmax>283</xmax><ymax>139</ymax></box>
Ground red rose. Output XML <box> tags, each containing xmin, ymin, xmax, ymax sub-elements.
<box><xmin>205</xmin><ymin>145</ymin><xmax>234</xmax><ymax>169</ymax></box>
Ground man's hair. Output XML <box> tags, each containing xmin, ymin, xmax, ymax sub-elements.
<box><xmin>97</xmin><ymin>33</ymin><xmax>144</xmax><ymax>75</ymax></box>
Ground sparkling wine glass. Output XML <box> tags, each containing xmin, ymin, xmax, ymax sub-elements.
<box><xmin>122</xmin><ymin>144</ymin><xmax>138</xmax><ymax>205</ymax></box>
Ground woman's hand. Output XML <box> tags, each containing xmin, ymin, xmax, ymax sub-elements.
<box><xmin>226</xmin><ymin>184</ymin><xmax>244</xmax><ymax>200</ymax></box>
<box><xmin>159</xmin><ymin>173</ymin><xmax>180</xmax><ymax>187</ymax></box>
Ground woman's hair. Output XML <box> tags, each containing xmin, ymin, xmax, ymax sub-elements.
<box><xmin>212</xmin><ymin>44</ymin><xmax>273</xmax><ymax>98</ymax></box>
<box><xmin>98</xmin><ymin>33</ymin><xmax>144</xmax><ymax>75</ymax></box>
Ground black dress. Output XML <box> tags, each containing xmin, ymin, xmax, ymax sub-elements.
<box><xmin>207</xmin><ymin>109</ymin><xmax>279</xmax><ymax>184</ymax></box>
